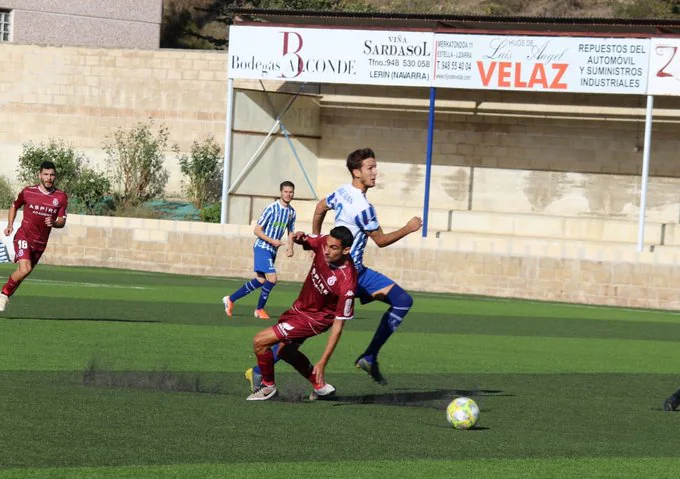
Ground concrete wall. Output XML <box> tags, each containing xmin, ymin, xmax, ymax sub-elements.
<box><xmin>0</xmin><ymin>0</ymin><xmax>161</xmax><ymax>48</ymax></box>
<box><xmin>3</xmin><ymin>43</ymin><xmax>678</xmax><ymax>226</ymax></box>
<box><xmin>318</xmin><ymin>86</ymin><xmax>680</xmax><ymax>223</ymax></box>
<box><xmin>0</xmin><ymin>43</ymin><xmax>227</xmax><ymax>196</ymax></box>
<box><xmin>23</xmin><ymin>212</ymin><xmax>677</xmax><ymax>311</ymax></box>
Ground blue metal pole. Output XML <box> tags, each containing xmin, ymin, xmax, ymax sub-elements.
<box><xmin>422</xmin><ymin>87</ymin><xmax>436</xmax><ymax>237</ymax></box>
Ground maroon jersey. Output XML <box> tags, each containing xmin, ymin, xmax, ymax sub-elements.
<box><xmin>292</xmin><ymin>234</ymin><xmax>357</xmax><ymax>323</ymax></box>
<box><xmin>13</xmin><ymin>185</ymin><xmax>68</xmax><ymax>250</ymax></box>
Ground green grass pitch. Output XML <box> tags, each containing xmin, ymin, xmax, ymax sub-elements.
<box><xmin>1</xmin><ymin>264</ymin><xmax>680</xmax><ymax>478</ymax></box>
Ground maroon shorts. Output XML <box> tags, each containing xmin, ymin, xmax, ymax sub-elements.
<box><xmin>13</xmin><ymin>237</ymin><xmax>45</xmax><ymax>267</ymax></box>
<box><xmin>272</xmin><ymin>308</ymin><xmax>333</xmax><ymax>343</ymax></box>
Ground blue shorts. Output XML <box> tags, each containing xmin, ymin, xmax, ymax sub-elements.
<box><xmin>254</xmin><ymin>247</ymin><xmax>276</xmax><ymax>274</ymax></box>
<box><xmin>356</xmin><ymin>267</ymin><xmax>395</xmax><ymax>304</ymax></box>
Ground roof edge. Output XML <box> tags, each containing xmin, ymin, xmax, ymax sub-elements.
<box><xmin>226</xmin><ymin>7</ymin><xmax>680</xmax><ymax>27</ymax></box>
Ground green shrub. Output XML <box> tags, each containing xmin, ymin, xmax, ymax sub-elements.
<box><xmin>0</xmin><ymin>175</ymin><xmax>14</xmax><ymax>209</ymax></box>
<box><xmin>103</xmin><ymin>121</ymin><xmax>170</xmax><ymax>208</ymax></box>
<box><xmin>200</xmin><ymin>202</ymin><xmax>221</xmax><ymax>223</ymax></box>
<box><xmin>176</xmin><ymin>136</ymin><xmax>223</xmax><ymax>209</ymax></box>
<box><xmin>68</xmin><ymin>169</ymin><xmax>113</xmax><ymax>215</ymax></box>
<box><xmin>15</xmin><ymin>140</ymin><xmax>112</xmax><ymax>214</ymax></box>
<box><xmin>16</xmin><ymin>140</ymin><xmax>85</xmax><ymax>193</ymax></box>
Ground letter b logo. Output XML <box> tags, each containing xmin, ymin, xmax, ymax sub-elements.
<box><xmin>281</xmin><ymin>31</ymin><xmax>303</xmax><ymax>78</ymax></box>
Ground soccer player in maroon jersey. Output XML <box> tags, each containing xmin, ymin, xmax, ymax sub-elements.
<box><xmin>246</xmin><ymin>226</ymin><xmax>357</xmax><ymax>401</ymax></box>
<box><xmin>0</xmin><ymin>161</ymin><xmax>68</xmax><ymax>312</ymax></box>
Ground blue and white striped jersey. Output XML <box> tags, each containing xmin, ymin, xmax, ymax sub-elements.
<box><xmin>0</xmin><ymin>241</ymin><xmax>9</xmax><ymax>263</ymax></box>
<box><xmin>326</xmin><ymin>183</ymin><xmax>379</xmax><ymax>272</ymax></box>
<box><xmin>254</xmin><ymin>200</ymin><xmax>296</xmax><ymax>253</ymax></box>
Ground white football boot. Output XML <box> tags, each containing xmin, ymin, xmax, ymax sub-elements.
<box><xmin>309</xmin><ymin>383</ymin><xmax>336</xmax><ymax>400</ymax></box>
<box><xmin>0</xmin><ymin>293</ymin><xmax>8</xmax><ymax>312</ymax></box>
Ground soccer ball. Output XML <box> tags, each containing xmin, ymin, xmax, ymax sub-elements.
<box><xmin>446</xmin><ymin>397</ymin><xmax>479</xmax><ymax>429</ymax></box>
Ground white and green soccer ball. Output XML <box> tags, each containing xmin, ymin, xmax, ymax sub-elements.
<box><xmin>446</xmin><ymin>397</ymin><xmax>479</xmax><ymax>430</ymax></box>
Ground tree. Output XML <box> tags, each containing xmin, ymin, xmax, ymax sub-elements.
<box><xmin>614</xmin><ymin>0</ymin><xmax>677</xmax><ymax>19</ymax></box>
<box><xmin>177</xmin><ymin>0</ymin><xmax>376</xmax><ymax>49</ymax></box>
<box><xmin>103</xmin><ymin>122</ymin><xmax>170</xmax><ymax>207</ymax></box>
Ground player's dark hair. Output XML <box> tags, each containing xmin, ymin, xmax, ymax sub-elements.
<box><xmin>346</xmin><ymin>148</ymin><xmax>375</xmax><ymax>174</ymax></box>
<box><xmin>280</xmin><ymin>181</ymin><xmax>295</xmax><ymax>191</ymax></box>
<box><xmin>39</xmin><ymin>161</ymin><xmax>57</xmax><ymax>172</ymax></box>
<box><xmin>330</xmin><ymin>226</ymin><xmax>354</xmax><ymax>249</ymax></box>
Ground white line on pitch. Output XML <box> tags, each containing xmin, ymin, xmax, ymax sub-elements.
<box><xmin>30</xmin><ymin>279</ymin><xmax>148</xmax><ymax>290</ymax></box>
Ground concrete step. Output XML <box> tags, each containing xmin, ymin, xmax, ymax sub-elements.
<box><xmin>288</xmin><ymin>202</ymin><xmax>669</xmax><ymax>245</ymax></box>
<box><xmin>445</xmin><ymin>211</ymin><xmax>667</xmax><ymax>245</ymax></box>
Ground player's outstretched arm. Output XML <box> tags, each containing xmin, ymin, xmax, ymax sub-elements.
<box><xmin>367</xmin><ymin>216</ymin><xmax>423</xmax><ymax>248</ymax></box>
<box><xmin>4</xmin><ymin>205</ymin><xmax>17</xmax><ymax>236</ymax></box>
<box><xmin>313</xmin><ymin>319</ymin><xmax>346</xmax><ymax>386</ymax></box>
<box><xmin>291</xmin><ymin>231</ymin><xmax>307</xmax><ymax>245</ymax></box>
<box><xmin>312</xmin><ymin>198</ymin><xmax>330</xmax><ymax>235</ymax></box>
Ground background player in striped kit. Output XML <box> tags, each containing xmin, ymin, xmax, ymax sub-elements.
<box><xmin>223</xmin><ymin>181</ymin><xmax>296</xmax><ymax>319</ymax></box>
<box><xmin>312</xmin><ymin>148</ymin><xmax>422</xmax><ymax>384</ymax></box>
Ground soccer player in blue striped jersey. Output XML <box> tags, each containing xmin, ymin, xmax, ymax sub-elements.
<box><xmin>312</xmin><ymin>148</ymin><xmax>422</xmax><ymax>384</ymax></box>
<box><xmin>223</xmin><ymin>181</ymin><xmax>296</xmax><ymax>319</ymax></box>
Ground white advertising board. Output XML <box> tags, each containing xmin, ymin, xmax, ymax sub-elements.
<box><xmin>647</xmin><ymin>38</ymin><xmax>680</xmax><ymax>96</ymax></box>
<box><xmin>432</xmin><ymin>34</ymin><xmax>649</xmax><ymax>94</ymax></box>
<box><xmin>229</xmin><ymin>26</ymin><xmax>680</xmax><ymax>97</ymax></box>
<box><xmin>228</xmin><ymin>25</ymin><xmax>433</xmax><ymax>87</ymax></box>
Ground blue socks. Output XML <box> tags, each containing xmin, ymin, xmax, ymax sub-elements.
<box><xmin>257</xmin><ymin>281</ymin><xmax>276</xmax><ymax>310</ymax></box>
<box><xmin>230</xmin><ymin>278</ymin><xmax>262</xmax><ymax>302</ymax></box>
<box><xmin>230</xmin><ymin>279</ymin><xmax>276</xmax><ymax>309</ymax></box>
<box><xmin>362</xmin><ymin>285</ymin><xmax>413</xmax><ymax>362</ymax></box>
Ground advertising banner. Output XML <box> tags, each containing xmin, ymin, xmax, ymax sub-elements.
<box><xmin>228</xmin><ymin>25</ymin><xmax>433</xmax><ymax>87</ymax></box>
<box><xmin>229</xmin><ymin>26</ymin><xmax>680</xmax><ymax>98</ymax></box>
<box><xmin>432</xmin><ymin>34</ymin><xmax>649</xmax><ymax>94</ymax></box>
<box><xmin>647</xmin><ymin>38</ymin><xmax>680</xmax><ymax>96</ymax></box>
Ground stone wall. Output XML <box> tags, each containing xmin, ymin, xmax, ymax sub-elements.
<box><xmin>23</xmin><ymin>213</ymin><xmax>676</xmax><ymax>310</ymax></box>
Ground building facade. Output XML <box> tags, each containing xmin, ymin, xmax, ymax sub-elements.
<box><xmin>0</xmin><ymin>0</ymin><xmax>161</xmax><ymax>49</ymax></box>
